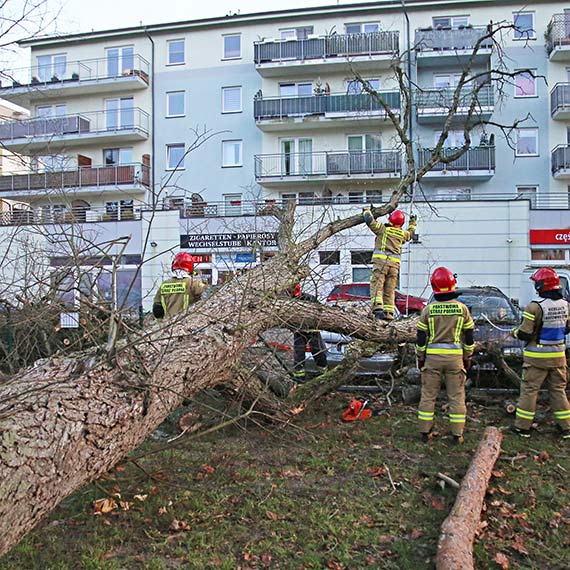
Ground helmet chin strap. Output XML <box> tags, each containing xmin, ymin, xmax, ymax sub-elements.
<box><xmin>173</xmin><ymin>269</ymin><xmax>190</xmax><ymax>279</ymax></box>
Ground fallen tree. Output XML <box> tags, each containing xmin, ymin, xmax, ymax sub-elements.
<box><xmin>435</xmin><ymin>426</ymin><xmax>503</xmax><ymax>570</ymax></box>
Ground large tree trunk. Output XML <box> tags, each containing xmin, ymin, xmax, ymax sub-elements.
<box><xmin>435</xmin><ymin>427</ymin><xmax>503</xmax><ymax>570</ymax></box>
<box><xmin>0</xmin><ymin>257</ymin><xmax>415</xmax><ymax>556</ymax></box>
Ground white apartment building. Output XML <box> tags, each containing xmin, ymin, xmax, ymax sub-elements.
<box><xmin>0</xmin><ymin>1</ymin><xmax>569</xmax><ymax>309</ymax></box>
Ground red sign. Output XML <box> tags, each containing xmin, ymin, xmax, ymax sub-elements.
<box><xmin>530</xmin><ymin>229</ymin><xmax>570</xmax><ymax>245</ymax></box>
<box><xmin>188</xmin><ymin>254</ymin><xmax>211</xmax><ymax>263</ymax></box>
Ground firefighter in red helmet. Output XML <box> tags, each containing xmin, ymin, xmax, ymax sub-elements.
<box><xmin>152</xmin><ymin>252</ymin><xmax>206</xmax><ymax>319</ymax></box>
<box><xmin>416</xmin><ymin>267</ymin><xmax>475</xmax><ymax>444</ymax></box>
<box><xmin>510</xmin><ymin>267</ymin><xmax>570</xmax><ymax>440</ymax></box>
<box><xmin>362</xmin><ymin>207</ymin><xmax>417</xmax><ymax>320</ymax></box>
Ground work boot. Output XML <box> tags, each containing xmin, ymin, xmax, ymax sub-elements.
<box><xmin>373</xmin><ymin>309</ymin><xmax>386</xmax><ymax>321</ymax></box>
<box><xmin>384</xmin><ymin>313</ymin><xmax>395</xmax><ymax>322</ymax></box>
<box><xmin>420</xmin><ymin>430</ymin><xmax>433</xmax><ymax>443</ymax></box>
<box><xmin>556</xmin><ymin>426</ymin><xmax>570</xmax><ymax>441</ymax></box>
<box><xmin>510</xmin><ymin>425</ymin><xmax>531</xmax><ymax>438</ymax></box>
<box><xmin>292</xmin><ymin>371</ymin><xmax>306</xmax><ymax>384</ymax></box>
<box><xmin>451</xmin><ymin>435</ymin><xmax>465</xmax><ymax>446</ymax></box>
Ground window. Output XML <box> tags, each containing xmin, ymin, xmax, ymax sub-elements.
<box><xmin>36</xmin><ymin>155</ymin><xmax>68</xmax><ymax>172</ymax></box>
<box><xmin>345</xmin><ymin>22</ymin><xmax>380</xmax><ymax>34</ymax></box>
<box><xmin>166</xmin><ymin>91</ymin><xmax>185</xmax><ymax>117</ymax></box>
<box><xmin>223</xmin><ymin>34</ymin><xmax>241</xmax><ymax>59</ymax></box>
<box><xmin>366</xmin><ymin>190</ymin><xmax>383</xmax><ymax>203</ymax></box>
<box><xmin>106</xmin><ymin>46</ymin><xmax>134</xmax><ymax>77</ymax></box>
<box><xmin>432</xmin><ymin>16</ymin><xmax>470</xmax><ymax>29</ymax></box>
<box><xmin>428</xmin><ymin>187</ymin><xmax>471</xmax><ymax>201</ymax></box>
<box><xmin>433</xmin><ymin>73</ymin><xmax>462</xmax><ymax>89</ymax></box>
<box><xmin>299</xmin><ymin>191</ymin><xmax>316</xmax><ymax>204</ymax></box>
<box><xmin>351</xmin><ymin>251</ymin><xmax>373</xmax><ymax>265</ymax></box>
<box><xmin>224</xmin><ymin>193</ymin><xmax>242</xmax><ymax>216</ymax></box>
<box><xmin>167</xmin><ymin>39</ymin><xmax>185</xmax><ymax>65</ymax></box>
<box><xmin>36</xmin><ymin>54</ymin><xmax>67</xmax><ymax>82</ymax></box>
<box><xmin>105</xmin><ymin>97</ymin><xmax>134</xmax><ymax>129</ymax></box>
<box><xmin>516</xmin><ymin>185</ymin><xmax>537</xmax><ymax>207</ymax></box>
<box><xmin>347</xmin><ymin>78</ymin><xmax>380</xmax><ymax>94</ymax></box>
<box><xmin>516</xmin><ymin>128</ymin><xmax>538</xmax><ymax>156</ymax></box>
<box><xmin>103</xmin><ymin>148</ymin><xmax>133</xmax><ymax>165</ymax></box>
<box><xmin>531</xmin><ymin>249</ymin><xmax>565</xmax><ymax>261</ymax></box>
<box><xmin>515</xmin><ymin>71</ymin><xmax>536</xmax><ymax>97</ymax></box>
<box><xmin>513</xmin><ymin>12</ymin><xmax>535</xmax><ymax>40</ymax></box>
<box><xmin>280</xmin><ymin>26</ymin><xmax>313</xmax><ymax>40</ymax></box>
<box><xmin>279</xmin><ymin>82</ymin><xmax>312</xmax><ymax>97</ymax></box>
<box><xmin>36</xmin><ymin>104</ymin><xmax>67</xmax><ymax>117</ymax></box>
<box><xmin>435</xmin><ymin>130</ymin><xmax>465</xmax><ymax>148</ymax></box>
<box><xmin>319</xmin><ymin>251</ymin><xmax>340</xmax><ymax>265</ymax></box>
<box><xmin>348</xmin><ymin>134</ymin><xmax>382</xmax><ymax>151</ymax></box>
<box><xmin>348</xmin><ymin>191</ymin><xmax>364</xmax><ymax>203</ymax></box>
<box><xmin>166</xmin><ymin>143</ymin><xmax>185</xmax><ymax>170</ymax></box>
<box><xmin>353</xmin><ymin>268</ymin><xmax>371</xmax><ymax>282</ymax></box>
<box><xmin>222</xmin><ymin>86</ymin><xmax>242</xmax><ymax>113</ymax></box>
<box><xmin>222</xmin><ymin>140</ymin><xmax>243</xmax><ymax>167</ymax></box>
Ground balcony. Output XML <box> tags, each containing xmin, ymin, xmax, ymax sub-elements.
<box><xmin>416</xmin><ymin>84</ymin><xmax>494</xmax><ymax>124</ymax></box>
<box><xmin>253</xmin><ymin>32</ymin><xmax>399</xmax><ymax>76</ymax></box>
<box><xmin>254</xmin><ymin>150</ymin><xmax>401</xmax><ymax>187</ymax></box>
<box><xmin>415</xmin><ymin>26</ymin><xmax>492</xmax><ymax>66</ymax></box>
<box><xmin>0</xmin><ymin>109</ymin><xmax>150</xmax><ymax>153</ymax></box>
<box><xmin>551</xmin><ymin>145</ymin><xmax>570</xmax><ymax>179</ymax></box>
<box><xmin>0</xmin><ymin>54</ymin><xmax>150</xmax><ymax>105</ymax></box>
<box><xmin>418</xmin><ymin>146</ymin><xmax>495</xmax><ymax>179</ymax></box>
<box><xmin>0</xmin><ymin>163</ymin><xmax>150</xmax><ymax>200</ymax></box>
<box><xmin>546</xmin><ymin>15</ymin><xmax>570</xmax><ymax>61</ymax></box>
<box><xmin>550</xmin><ymin>84</ymin><xmax>570</xmax><ymax>119</ymax></box>
<box><xmin>254</xmin><ymin>91</ymin><xmax>400</xmax><ymax>131</ymax></box>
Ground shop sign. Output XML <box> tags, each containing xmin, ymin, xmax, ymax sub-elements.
<box><xmin>530</xmin><ymin>229</ymin><xmax>570</xmax><ymax>245</ymax></box>
<box><xmin>181</xmin><ymin>232</ymin><xmax>278</xmax><ymax>249</ymax></box>
<box><xmin>188</xmin><ymin>254</ymin><xmax>211</xmax><ymax>263</ymax></box>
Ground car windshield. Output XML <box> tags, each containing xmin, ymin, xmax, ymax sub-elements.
<box><xmin>459</xmin><ymin>293</ymin><xmax>518</xmax><ymax>325</ymax></box>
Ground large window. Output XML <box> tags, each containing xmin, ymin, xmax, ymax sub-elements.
<box><xmin>222</xmin><ymin>140</ymin><xmax>243</xmax><ymax>167</ymax></box>
<box><xmin>280</xmin><ymin>26</ymin><xmax>313</xmax><ymax>40</ymax></box>
<box><xmin>103</xmin><ymin>148</ymin><xmax>133</xmax><ymax>165</ymax></box>
<box><xmin>351</xmin><ymin>251</ymin><xmax>373</xmax><ymax>265</ymax></box>
<box><xmin>36</xmin><ymin>104</ymin><xmax>67</xmax><ymax>118</ymax></box>
<box><xmin>433</xmin><ymin>73</ymin><xmax>462</xmax><ymax>89</ymax></box>
<box><xmin>515</xmin><ymin>70</ymin><xmax>536</xmax><ymax>97</ymax></box>
<box><xmin>347</xmin><ymin>78</ymin><xmax>380</xmax><ymax>94</ymax></box>
<box><xmin>319</xmin><ymin>251</ymin><xmax>340</xmax><ymax>265</ymax></box>
<box><xmin>432</xmin><ymin>16</ymin><xmax>469</xmax><ymax>29</ymax></box>
<box><xmin>167</xmin><ymin>39</ymin><xmax>185</xmax><ymax>65</ymax></box>
<box><xmin>106</xmin><ymin>46</ymin><xmax>134</xmax><ymax>77</ymax></box>
<box><xmin>105</xmin><ymin>97</ymin><xmax>134</xmax><ymax>130</ymax></box>
<box><xmin>166</xmin><ymin>143</ymin><xmax>185</xmax><ymax>170</ymax></box>
<box><xmin>513</xmin><ymin>12</ymin><xmax>535</xmax><ymax>40</ymax></box>
<box><xmin>531</xmin><ymin>249</ymin><xmax>565</xmax><ymax>261</ymax></box>
<box><xmin>166</xmin><ymin>91</ymin><xmax>185</xmax><ymax>117</ymax></box>
<box><xmin>516</xmin><ymin>128</ymin><xmax>538</xmax><ymax>156</ymax></box>
<box><xmin>345</xmin><ymin>22</ymin><xmax>380</xmax><ymax>34</ymax></box>
<box><xmin>435</xmin><ymin>130</ymin><xmax>465</xmax><ymax>148</ymax></box>
<box><xmin>36</xmin><ymin>54</ymin><xmax>67</xmax><ymax>82</ymax></box>
<box><xmin>223</xmin><ymin>34</ymin><xmax>241</xmax><ymax>59</ymax></box>
<box><xmin>222</xmin><ymin>86</ymin><xmax>242</xmax><ymax>113</ymax></box>
<box><xmin>279</xmin><ymin>82</ymin><xmax>312</xmax><ymax>97</ymax></box>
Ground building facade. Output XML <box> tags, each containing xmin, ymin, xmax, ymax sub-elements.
<box><xmin>0</xmin><ymin>0</ymin><xmax>569</xmax><ymax>309</ymax></box>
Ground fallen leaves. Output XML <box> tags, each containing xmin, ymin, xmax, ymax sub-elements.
<box><xmin>169</xmin><ymin>519</ymin><xmax>190</xmax><ymax>532</ymax></box>
<box><xmin>93</xmin><ymin>498</ymin><xmax>117</xmax><ymax>515</ymax></box>
<box><xmin>367</xmin><ymin>466</ymin><xmax>387</xmax><ymax>478</ymax></box>
<box><xmin>494</xmin><ymin>552</ymin><xmax>510</xmax><ymax>569</ymax></box>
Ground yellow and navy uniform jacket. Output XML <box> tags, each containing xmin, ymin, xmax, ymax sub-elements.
<box><xmin>152</xmin><ymin>277</ymin><xmax>205</xmax><ymax>319</ymax></box>
<box><xmin>512</xmin><ymin>297</ymin><xmax>570</xmax><ymax>368</ymax></box>
<box><xmin>416</xmin><ymin>299</ymin><xmax>475</xmax><ymax>363</ymax></box>
<box><xmin>364</xmin><ymin>214</ymin><xmax>416</xmax><ymax>268</ymax></box>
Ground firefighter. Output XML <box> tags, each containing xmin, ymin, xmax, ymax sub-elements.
<box><xmin>288</xmin><ymin>283</ymin><xmax>328</xmax><ymax>383</ymax></box>
<box><xmin>416</xmin><ymin>267</ymin><xmax>475</xmax><ymax>445</ymax></box>
<box><xmin>152</xmin><ymin>252</ymin><xmax>206</xmax><ymax>319</ymax></box>
<box><xmin>362</xmin><ymin>207</ymin><xmax>417</xmax><ymax>320</ymax></box>
<box><xmin>510</xmin><ymin>267</ymin><xmax>570</xmax><ymax>440</ymax></box>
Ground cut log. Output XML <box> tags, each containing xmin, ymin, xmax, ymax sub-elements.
<box><xmin>435</xmin><ymin>426</ymin><xmax>503</xmax><ymax>570</ymax></box>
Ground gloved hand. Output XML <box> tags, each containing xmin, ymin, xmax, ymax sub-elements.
<box><xmin>463</xmin><ymin>357</ymin><xmax>472</xmax><ymax>371</ymax></box>
<box><xmin>362</xmin><ymin>209</ymin><xmax>374</xmax><ymax>225</ymax></box>
<box><xmin>410</xmin><ymin>214</ymin><xmax>417</xmax><ymax>223</ymax></box>
<box><xmin>510</xmin><ymin>327</ymin><xmax>518</xmax><ymax>339</ymax></box>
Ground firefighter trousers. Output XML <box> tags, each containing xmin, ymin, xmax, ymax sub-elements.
<box><xmin>515</xmin><ymin>364</ymin><xmax>570</xmax><ymax>430</ymax></box>
<box><xmin>293</xmin><ymin>331</ymin><xmax>327</xmax><ymax>374</ymax></box>
<box><xmin>418</xmin><ymin>357</ymin><xmax>467</xmax><ymax>436</ymax></box>
<box><xmin>370</xmin><ymin>262</ymin><xmax>399</xmax><ymax>319</ymax></box>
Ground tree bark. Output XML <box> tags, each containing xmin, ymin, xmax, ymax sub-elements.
<box><xmin>435</xmin><ymin>426</ymin><xmax>503</xmax><ymax>570</ymax></box>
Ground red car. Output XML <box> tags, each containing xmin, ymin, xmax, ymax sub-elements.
<box><xmin>327</xmin><ymin>283</ymin><xmax>427</xmax><ymax>314</ymax></box>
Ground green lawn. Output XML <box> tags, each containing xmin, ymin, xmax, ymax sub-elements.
<box><xmin>1</xmin><ymin>395</ymin><xmax>568</xmax><ymax>570</ymax></box>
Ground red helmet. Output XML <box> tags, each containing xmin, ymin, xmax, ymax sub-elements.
<box><xmin>388</xmin><ymin>209</ymin><xmax>405</xmax><ymax>227</ymax></box>
<box><xmin>172</xmin><ymin>252</ymin><xmax>194</xmax><ymax>274</ymax></box>
<box><xmin>530</xmin><ymin>267</ymin><xmax>560</xmax><ymax>292</ymax></box>
<box><xmin>430</xmin><ymin>266</ymin><xmax>457</xmax><ymax>294</ymax></box>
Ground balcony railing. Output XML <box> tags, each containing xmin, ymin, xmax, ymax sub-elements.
<box><xmin>415</xmin><ymin>26</ymin><xmax>493</xmax><ymax>53</ymax></box>
<box><xmin>254</xmin><ymin>31</ymin><xmax>399</xmax><ymax>64</ymax></box>
<box><xmin>551</xmin><ymin>145</ymin><xmax>570</xmax><ymax>175</ymax></box>
<box><xmin>550</xmin><ymin>83</ymin><xmax>570</xmax><ymax>116</ymax></box>
<box><xmin>255</xmin><ymin>150</ymin><xmax>401</xmax><ymax>179</ymax></box>
<box><xmin>546</xmin><ymin>14</ymin><xmax>570</xmax><ymax>54</ymax></box>
<box><xmin>254</xmin><ymin>91</ymin><xmax>400</xmax><ymax>120</ymax></box>
<box><xmin>0</xmin><ymin>54</ymin><xmax>150</xmax><ymax>90</ymax></box>
<box><xmin>416</xmin><ymin>84</ymin><xmax>494</xmax><ymax>111</ymax></box>
<box><xmin>0</xmin><ymin>108</ymin><xmax>150</xmax><ymax>142</ymax></box>
<box><xmin>418</xmin><ymin>146</ymin><xmax>495</xmax><ymax>172</ymax></box>
<box><xmin>0</xmin><ymin>163</ymin><xmax>150</xmax><ymax>193</ymax></box>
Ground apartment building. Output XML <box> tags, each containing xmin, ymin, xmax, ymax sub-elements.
<box><xmin>0</xmin><ymin>0</ymin><xmax>569</xmax><ymax>308</ymax></box>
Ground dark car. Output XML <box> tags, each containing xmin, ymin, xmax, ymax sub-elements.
<box><xmin>327</xmin><ymin>283</ymin><xmax>427</xmax><ymax>314</ymax></box>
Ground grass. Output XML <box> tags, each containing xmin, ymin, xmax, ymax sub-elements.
<box><xmin>1</xmin><ymin>394</ymin><xmax>569</xmax><ymax>570</ymax></box>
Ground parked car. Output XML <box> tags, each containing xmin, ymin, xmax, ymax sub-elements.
<box><xmin>327</xmin><ymin>283</ymin><xmax>427</xmax><ymax>314</ymax></box>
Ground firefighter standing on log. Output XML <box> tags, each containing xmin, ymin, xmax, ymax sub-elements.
<box><xmin>362</xmin><ymin>207</ymin><xmax>417</xmax><ymax>320</ymax></box>
<box><xmin>153</xmin><ymin>252</ymin><xmax>206</xmax><ymax>319</ymax></box>
<box><xmin>416</xmin><ymin>267</ymin><xmax>475</xmax><ymax>445</ymax></box>
<box><xmin>510</xmin><ymin>267</ymin><xmax>570</xmax><ymax>440</ymax></box>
